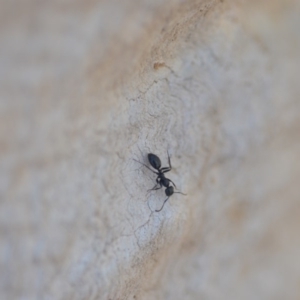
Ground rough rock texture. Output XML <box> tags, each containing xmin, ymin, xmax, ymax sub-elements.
<box><xmin>0</xmin><ymin>0</ymin><xmax>300</xmax><ymax>299</ymax></box>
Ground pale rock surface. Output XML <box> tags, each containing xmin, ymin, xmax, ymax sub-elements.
<box><xmin>0</xmin><ymin>0</ymin><xmax>300</xmax><ymax>299</ymax></box>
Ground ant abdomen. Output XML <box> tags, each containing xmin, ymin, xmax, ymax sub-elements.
<box><xmin>148</xmin><ymin>153</ymin><xmax>161</xmax><ymax>170</ymax></box>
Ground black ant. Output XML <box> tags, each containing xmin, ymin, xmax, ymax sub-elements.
<box><xmin>134</xmin><ymin>151</ymin><xmax>186</xmax><ymax>212</ymax></box>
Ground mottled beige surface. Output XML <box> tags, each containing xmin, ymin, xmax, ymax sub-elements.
<box><xmin>0</xmin><ymin>0</ymin><xmax>300</xmax><ymax>299</ymax></box>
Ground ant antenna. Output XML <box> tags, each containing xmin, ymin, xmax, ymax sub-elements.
<box><xmin>174</xmin><ymin>191</ymin><xmax>187</xmax><ymax>196</ymax></box>
<box><xmin>155</xmin><ymin>197</ymin><xmax>170</xmax><ymax>212</ymax></box>
<box><xmin>155</xmin><ymin>192</ymin><xmax>187</xmax><ymax>212</ymax></box>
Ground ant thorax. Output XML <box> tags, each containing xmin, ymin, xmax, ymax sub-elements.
<box><xmin>160</xmin><ymin>175</ymin><xmax>170</xmax><ymax>188</ymax></box>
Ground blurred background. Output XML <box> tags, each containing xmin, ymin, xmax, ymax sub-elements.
<box><xmin>0</xmin><ymin>0</ymin><xmax>300</xmax><ymax>299</ymax></box>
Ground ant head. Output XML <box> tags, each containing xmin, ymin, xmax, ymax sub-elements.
<box><xmin>148</xmin><ymin>153</ymin><xmax>161</xmax><ymax>170</ymax></box>
<box><xmin>165</xmin><ymin>186</ymin><xmax>174</xmax><ymax>197</ymax></box>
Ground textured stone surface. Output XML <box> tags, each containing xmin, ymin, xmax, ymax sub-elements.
<box><xmin>0</xmin><ymin>0</ymin><xmax>300</xmax><ymax>299</ymax></box>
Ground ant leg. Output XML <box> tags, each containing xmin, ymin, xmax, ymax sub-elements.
<box><xmin>160</xmin><ymin>167</ymin><xmax>171</xmax><ymax>173</ymax></box>
<box><xmin>147</xmin><ymin>179</ymin><xmax>163</xmax><ymax>192</ymax></box>
<box><xmin>133</xmin><ymin>159</ymin><xmax>158</xmax><ymax>174</ymax></box>
<box><xmin>155</xmin><ymin>196</ymin><xmax>170</xmax><ymax>212</ymax></box>
<box><xmin>169</xmin><ymin>179</ymin><xmax>177</xmax><ymax>189</ymax></box>
<box><xmin>148</xmin><ymin>184</ymin><xmax>163</xmax><ymax>192</ymax></box>
<box><xmin>160</xmin><ymin>150</ymin><xmax>172</xmax><ymax>173</ymax></box>
<box><xmin>167</xmin><ymin>150</ymin><xmax>172</xmax><ymax>169</ymax></box>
